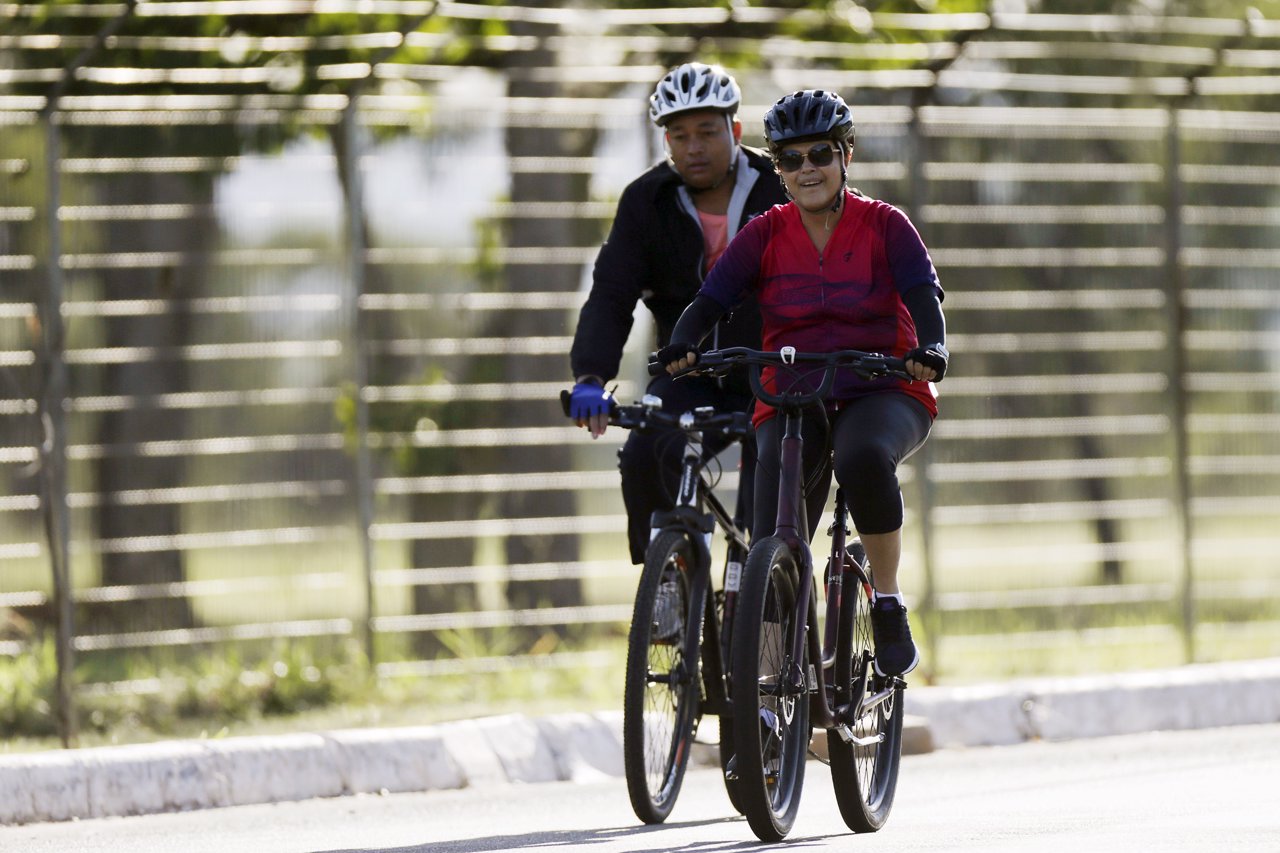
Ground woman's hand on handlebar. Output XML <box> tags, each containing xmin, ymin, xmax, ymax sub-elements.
<box><xmin>904</xmin><ymin>342</ymin><xmax>949</xmax><ymax>382</ymax></box>
<box><xmin>655</xmin><ymin>342</ymin><xmax>699</xmax><ymax>376</ymax></box>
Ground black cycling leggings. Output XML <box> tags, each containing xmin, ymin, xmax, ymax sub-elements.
<box><xmin>752</xmin><ymin>392</ymin><xmax>932</xmax><ymax>543</ymax></box>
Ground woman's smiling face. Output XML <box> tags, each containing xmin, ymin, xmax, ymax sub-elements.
<box><xmin>776</xmin><ymin>140</ymin><xmax>847</xmax><ymax>212</ymax></box>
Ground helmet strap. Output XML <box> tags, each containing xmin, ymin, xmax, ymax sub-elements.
<box><xmin>830</xmin><ymin>141</ymin><xmax>849</xmax><ymax>212</ymax></box>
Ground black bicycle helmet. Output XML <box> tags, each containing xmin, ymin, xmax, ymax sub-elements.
<box><xmin>763</xmin><ymin>89</ymin><xmax>855</xmax><ymax>152</ymax></box>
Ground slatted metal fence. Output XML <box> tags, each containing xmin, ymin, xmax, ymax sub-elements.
<box><xmin>2</xmin><ymin>4</ymin><xmax>1280</xmax><ymax>739</ymax></box>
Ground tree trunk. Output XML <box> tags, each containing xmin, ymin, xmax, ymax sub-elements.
<box><xmin>498</xmin><ymin>12</ymin><xmax>591</xmax><ymax>623</ymax></box>
<box><xmin>93</xmin><ymin>170</ymin><xmax>208</xmax><ymax>632</ymax></box>
<box><xmin>328</xmin><ymin>121</ymin><xmax>485</xmax><ymax>657</ymax></box>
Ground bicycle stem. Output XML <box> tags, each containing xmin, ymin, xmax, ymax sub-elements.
<box><xmin>773</xmin><ymin>410</ymin><xmax>806</xmax><ymax>544</ymax></box>
<box><xmin>676</xmin><ymin>434</ymin><xmax>701</xmax><ymax>507</ymax></box>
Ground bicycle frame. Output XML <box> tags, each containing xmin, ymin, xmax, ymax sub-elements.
<box><xmin>658</xmin><ymin>346</ymin><xmax>912</xmax><ymax>838</ymax></box>
<box><xmin>674</xmin><ymin>347</ymin><xmax>911</xmax><ymax>736</ymax></box>
<box><xmin>620</xmin><ymin>400</ymin><xmax>751</xmax><ymax>714</ymax></box>
<box><xmin>769</xmin><ymin>403</ymin><xmax>890</xmax><ymax>736</ymax></box>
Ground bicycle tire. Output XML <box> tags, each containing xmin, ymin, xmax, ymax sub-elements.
<box><xmin>717</xmin><ymin>713</ymin><xmax>746</xmax><ymax>814</ymax></box>
<box><xmin>716</xmin><ymin>584</ymin><xmax>747</xmax><ymax>809</ymax></box>
<box><xmin>828</xmin><ymin>541</ymin><xmax>905</xmax><ymax>832</ymax></box>
<box><xmin>713</xmin><ymin>589</ymin><xmax>746</xmax><ymax>815</ymax></box>
<box><xmin>622</xmin><ymin>530</ymin><xmax>703</xmax><ymax>824</ymax></box>
<box><xmin>730</xmin><ymin>536</ymin><xmax>810</xmax><ymax>841</ymax></box>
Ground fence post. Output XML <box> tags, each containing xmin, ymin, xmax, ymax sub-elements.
<box><xmin>35</xmin><ymin>107</ymin><xmax>77</xmax><ymax>749</ymax></box>
<box><xmin>28</xmin><ymin>0</ymin><xmax>138</xmax><ymax>752</ymax></box>
<box><xmin>334</xmin><ymin>11</ymin><xmax>436</xmax><ymax>672</ymax></box>
<box><xmin>1162</xmin><ymin>104</ymin><xmax>1196</xmax><ymax>664</ymax></box>
<box><xmin>340</xmin><ymin>98</ymin><xmax>378</xmax><ymax>668</ymax></box>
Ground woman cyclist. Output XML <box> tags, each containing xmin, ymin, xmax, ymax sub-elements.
<box><xmin>659</xmin><ymin>89</ymin><xmax>949</xmax><ymax>677</ymax></box>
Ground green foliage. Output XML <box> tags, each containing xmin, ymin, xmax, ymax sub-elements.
<box><xmin>0</xmin><ymin>631</ymin><xmax>627</xmax><ymax>747</ymax></box>
<box><xmin>0</xmin><ymin>639</ymin><xmax>367</xmax><ymax>742</ymax></box>
<box><xmin>0</xmin><ymin>639</ymin><xmax>59</xmax><ymax>738</ymax></box>
<box><xmin>375</xmin><ymin>629</ymin><xmax>626</xmax><ymax>716</ymax></box>
<box><xmin>174</xmin><ymin>641</ymin><xmax>361</xmax><ymax>721</ymax></box>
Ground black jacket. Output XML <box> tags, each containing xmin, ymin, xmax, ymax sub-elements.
<box><xmin>570</xmin><ymin>145</ymin><xmax>788</xmax><ymax>385</ymax></box>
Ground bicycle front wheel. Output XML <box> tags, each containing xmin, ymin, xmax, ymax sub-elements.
<box><xmin>622</xmin><ymin>529</ymin><xmax>703</xmax><ymax>824</ymax></box>
<box><xmin>828</xmin><ymin>541</ymin><xmax>905</xmax><ymax>832</ymax></box>
<box><xmin>730</xmin><ymin>536</ymin><xmax>809</xmax><ymax>841</ymax></box>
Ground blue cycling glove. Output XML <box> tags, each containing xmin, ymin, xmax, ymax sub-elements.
<box><xmin>568</xmin><ymin>381</ymin><xmax>612</xmax><ymax>420</ymax></box>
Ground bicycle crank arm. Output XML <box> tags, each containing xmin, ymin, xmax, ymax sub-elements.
<box><xmin>833</xmin><ymin>725</ymin><xmax>885</xmax><ymax>748</ymax></box>
<box><xmin>857</xmin><ymin>683</ymin><xmax>897</xmax><ymax>717</ymax></box>
<box><xmin>647</xmin><ymin>669</ymin><xmax>691</xmax><ymax>686</ymax></box>
<box><xmin>835</xmin><ymin>679</ymin><xmax>898</xmax><ymax>726</ymax></box>
<box><xmin>756</xmin><ymin>677</ymin><xmax>808</xmax><ymax>699</ymax></box>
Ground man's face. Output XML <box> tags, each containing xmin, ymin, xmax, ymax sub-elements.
<box><xmin>664</xmin><ymin>110</ymin><xmax>741</xmax><ymax>189</ymax></box>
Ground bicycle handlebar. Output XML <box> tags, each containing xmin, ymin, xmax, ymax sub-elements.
<box><xmin>648</xmin><ymin>346</ymin><xmax>912</xmax><ymax>409</ymax></box>
<box><xmin>613</xmin><ymin>402</ymin><xmax>751</xmax><ymax>438</ymax></box>
<box><xmin>559</xmin><ymin>389</ymin><xmax>751</xmax><ymax>439</ymax></box>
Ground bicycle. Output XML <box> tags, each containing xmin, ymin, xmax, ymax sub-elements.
<box><xmin>661</xmin><ymin>345</ymin><xmax>914</xmax><ymax>841</ymax></box>
<box><xmin>562</xmin><ymin>390</ymin><xmax>752</xmax><ymax>823</ymax></box>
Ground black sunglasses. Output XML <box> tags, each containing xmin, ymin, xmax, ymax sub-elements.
<box><xmin>775</xmin><ymin>143</ymin><xmax>837</xmax><ymax>173</ymax></box>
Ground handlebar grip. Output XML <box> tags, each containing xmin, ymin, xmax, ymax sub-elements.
<box><xmin>647</xmin><ymin>358</ymin><xmax>665</xmax><ymax>377</ymax></box>
<box><xmin>559</xmin><ymin>389</ymin><xmax>572</xmax><ymax>418</ymax></box>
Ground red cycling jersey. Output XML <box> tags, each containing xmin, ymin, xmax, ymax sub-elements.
<box><xmin>698</xmin><ymin>190</ymin><xmax>942</xmax><ymax>427</ymax></box>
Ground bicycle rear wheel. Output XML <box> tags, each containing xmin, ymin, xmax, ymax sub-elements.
<box><xmin>623</xmin><ymin>530</ymin><xmax>703</xmax><ymax>824</ymax></box>
<box><xmin>828</xmin><ymin>541</ymin><xmax>905</xmax><ymax>832</ymax></box>
<box><xmin>730</xmin><ymin>536</ymin><xmax>809</xmax><ymax>841</ymax></box>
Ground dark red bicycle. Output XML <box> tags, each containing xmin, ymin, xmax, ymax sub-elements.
<box><xmin>665</xmin><ymin>346</ymin><xmax>913</xmax><ymax>841</ymax></box>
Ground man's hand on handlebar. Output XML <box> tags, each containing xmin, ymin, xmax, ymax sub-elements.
<box><xmin>655</xmin><ymin>342</ymin><xmax>699</xmax><ymax>376</ymax></box>
<box><xmin>566</xmin><ymin>381</ymin><xmax>613</xmax><ymax>439</ymax></box>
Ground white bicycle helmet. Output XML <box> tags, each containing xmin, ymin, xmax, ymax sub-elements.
<box><xmin>649</xmin><ymin>62</ymin><xmax>741</xmax><ymax>126</ymax></box>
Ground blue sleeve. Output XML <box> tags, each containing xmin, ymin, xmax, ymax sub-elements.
<box><xmin>885</xmin><ymin>207</ymin><xmax>943</xmax><ymax>301</ymax></box>
<box><xmin>698</xmin><ymin>212</ymin><xmax>771</xmax><ymax>310</ymax></box>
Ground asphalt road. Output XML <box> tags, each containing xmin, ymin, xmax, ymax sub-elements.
<box><xmin>3</xmin><ymin>723</ymin><xmax>1278</xmax><ymax>853</ymax></box>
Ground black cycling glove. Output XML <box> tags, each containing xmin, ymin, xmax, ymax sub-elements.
<box><xmin>905</xmin><ymin>342</ymin><xmax>949</xmax><ymax>382</ymax></box>
<box><xmin>656</xmin><ymin>341</ymin><xmax>698</xmax><ymax>370</ymax></box>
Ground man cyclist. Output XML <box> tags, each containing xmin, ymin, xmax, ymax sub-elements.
<box><xmin>659</xmin><ymin>89</ymin><xmax>949</xmax><ymax>677</ymax></box>
<box><xmin>567</xmin><ymin>62</ymin><xmax>789</xmax><ymax>564</ymax></box>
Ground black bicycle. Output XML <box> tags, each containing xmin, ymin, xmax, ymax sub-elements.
<box><xmin>663</xmin><ymin>346</ymin><xmax>913</xmax><ymax>841</ymax></box>
<box><xmin>563</xmin><ymin>390</ymin><xmax>752</xmax><ymax>823</ymax></box>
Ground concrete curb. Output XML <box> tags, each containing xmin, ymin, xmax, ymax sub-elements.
<box><xmin>2</xmin><ymin>659</ymin><xmax>1278</xmax><ymax>825</ymax></box>
<box><xmin>903</xmin><ymin>657</ymin><xmax>1280</xmax><ymax>748</ymax></box>
<box><xmin>0</xmin><ymin>713</ymin><xmax>621</xmax><ymax>825</ymax></box>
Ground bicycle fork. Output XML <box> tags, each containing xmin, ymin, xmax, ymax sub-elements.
<box><xmin>652</xmin><ymin>434</ymin><xmax>716</xmax><ymax>704</ymax></box>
